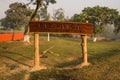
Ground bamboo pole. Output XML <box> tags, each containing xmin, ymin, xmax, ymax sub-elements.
<box><xmin>31</xmin><ymin>18</ymin><xmax>40</xmax><ymax>71</ymax></box>
<box><xmin>81</xmin><ymin>35</ymin><xmax>88</xmax><ymax>63</ymax></box>
<box><xmin>34</xmin><ymin>32</ymin><xmax>40</xmax><ymax>69</ymax></box>
<box><xmin>80</xmin><ymin>35</ymin><xmax>90</xmax><ymax>67</ymax></box>
<box><xmin>31</xmin><ymin>18</ymin><xmax>46</xmax><ymax>71</ymax></box>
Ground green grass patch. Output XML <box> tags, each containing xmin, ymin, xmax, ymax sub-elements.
<box><xmin>0</xmin><ymin>36</ymin><xmax>120</xmax><ymax>80</ymax></box>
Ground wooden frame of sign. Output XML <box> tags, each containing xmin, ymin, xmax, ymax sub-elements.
<box><xmin>29</xmin><ymin>20</ymin><xmax>93</xmax><ymax>71</ymax></box>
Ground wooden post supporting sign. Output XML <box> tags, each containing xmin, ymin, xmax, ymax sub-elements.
<box><xmin>81</xmin><ymin>35</ymin><xmax>90</xmax><ymax>67</ymax></box>
<box><xmin>32</xmin><ymin>18</ymin><xmax>46</xmax><ymax>71</ymax></box>
<box><xmin>34</xmin><ymin>32</ymin><xmax>40</xmax><ymax>70</ymax></box>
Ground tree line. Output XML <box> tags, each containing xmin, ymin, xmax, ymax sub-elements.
<box><xmin>0</xmin><ymin>0</ymin><xmax>120</xmax><ymax>38</ymax></box>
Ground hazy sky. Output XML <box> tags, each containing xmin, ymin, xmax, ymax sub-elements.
<box><xmin>0</xmin><ymin>0</ymin><xmax>120</xmax><ymax>19</ymax></box>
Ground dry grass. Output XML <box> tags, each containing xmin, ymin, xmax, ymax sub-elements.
<box><xmin>0</xmin><ymin>36</ymin><xmax>120</xmax><ymax>80</ymax></box>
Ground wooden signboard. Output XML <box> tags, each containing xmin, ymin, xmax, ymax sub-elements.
<box><xmin>29</xmin><ymin>21</ymin><xmax>93</xmax><ymax>71</ymax></box>
<box><xmin>29</xmin><ymin>21</ymin><xmax>93</xmax><ymax>35</ymax></box>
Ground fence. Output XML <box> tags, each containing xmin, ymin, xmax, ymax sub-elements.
<box><xmin>0</xmin><ymin>33</ymin><xmax>24</xmax><ymax>42</ymax></box>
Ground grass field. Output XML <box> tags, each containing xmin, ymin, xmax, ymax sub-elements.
<box><xmin>0</xmin><ymin>36</ymin><xmax>120</xmax><ymax>80</ymax></box>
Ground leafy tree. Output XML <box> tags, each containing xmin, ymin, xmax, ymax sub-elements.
<box><xmin>0</xmin><ymin>18</ymin><xmax>9</xmax><ymax>29</ymax></box>
<box><xmin>1</xmin><ymin>2</ymin><xmax>32</xmax><ymax>30</ymax></box>
<box><xmin>52</xmin><ymin>8</ymin><xmax>65</xmax><ymax>21</ymax></box>
<box><xmin>70</xmin><ymin>6</ymin><xmax>119</xmax><ymax>40</ymax></box>
<box><xmin>39</xmin><ymin>0</ymin><xmax>56</xmax><ymax>20</ymax></box>
<box><xmin>28</xmin><ymin>0</ymin><xmax>56</xmax><ymax>20</ymax></box>
<box><xmin>39</xmin><ymin>7</ymin><xmax>48</xmax><ymax>20</ymax></box>
<box><xmin>114</xmin><ymin>15</ymin><xmax>120</xmax><ymax>33</ymax></box>
<box><xmin>82</xmin><ymin>6</ymin><xmax>119</xmax><ymax>36</ymax></box>
<box><xmin>70</xmin><ymin>13</ymin><xmax>88</xmax><ymax>22</ymax></box>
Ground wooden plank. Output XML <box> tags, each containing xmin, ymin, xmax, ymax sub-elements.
<box><xmin>29</xmin><ymin>21</ymin><xmax>93</xmax><ymax>35</ymax></box>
